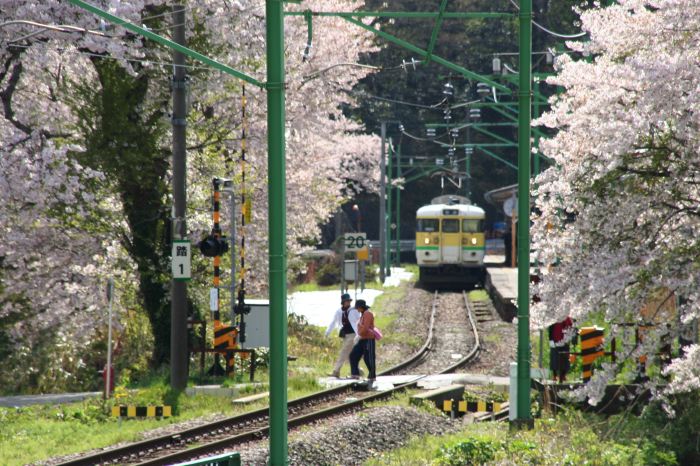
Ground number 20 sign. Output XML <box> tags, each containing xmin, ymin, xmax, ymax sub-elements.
<box><xmin>172</xmin><ymin>240</ymin><xmax>192</xmax><ymax>281</ymax></box>
<box><xmin>343</xmin><ymin>233</ymin><xmax>367</xmax><ymax>251</ymax></box>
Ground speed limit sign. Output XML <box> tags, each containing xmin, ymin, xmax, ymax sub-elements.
<box><xmin>343</xmin><ymin>233</ymin><xmax>367</xmax><ymax>251</ymax></box>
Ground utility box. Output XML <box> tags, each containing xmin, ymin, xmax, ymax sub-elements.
<box><xmin>344</xmin><ymin>260</ymin><xmax>358</xmax><ymax>281</ymax></box>
<box><xmin>237</xmin><ymin>299</ymin><xmax>269</xmax><ymax>349</ymax></box>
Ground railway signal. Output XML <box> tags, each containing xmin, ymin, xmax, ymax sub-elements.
<box><xmin>198</xmin><ymin>234</ymin><xmax>229</xmax><ymax>257</ymax></box>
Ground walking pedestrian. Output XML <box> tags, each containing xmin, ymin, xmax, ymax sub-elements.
<box><xmin>349</xmin><ymin>299</ymin><xmax>377</xmax><ymax>386</ymax></box>
<box><xmin>325</xmin><ymin>293</ymin><xmax>360</xmax><ymax>378</ymax></box>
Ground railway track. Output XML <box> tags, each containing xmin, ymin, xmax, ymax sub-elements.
<box><xmin>58</xmin><ymin>290</ymin><xmax>486</xmax><ymax>466</ymax></box>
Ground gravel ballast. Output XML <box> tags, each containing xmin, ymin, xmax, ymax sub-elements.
<box><xmin>237</xmin><ymin>405</ymin><xmax>458</xmax><ymax>465</ymax></box>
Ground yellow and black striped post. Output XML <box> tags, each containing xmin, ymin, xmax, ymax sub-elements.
<box><xmin>442</xmin><ymin>399</ymin><xmax>504</xmax><ymax>415</ymax></box>
<box><xmin>211</xmin><ymin>179</ymin><xmax>238</xmax><ymax>375</ymax></box>
<box><xmin>111</xmin><ymin>405</ymin><xmax>172</xmax><ymax>418</ymax></box>
<box><xmin>580</xmin><ymin>326</ymin><xmax>605</xmax><ymax>382</ymax></box>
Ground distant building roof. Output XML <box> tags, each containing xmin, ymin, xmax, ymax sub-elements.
<box><xmin>483</xmin><ymin>184</ymin><xmax>517</xmax><ymax>207</ymax></box>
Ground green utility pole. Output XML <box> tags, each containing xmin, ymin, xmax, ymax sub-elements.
<box><xmin>266</xmin><ymin>0</ymin><xmax>288</xmax><ymax>461</ymax></box>
<box><xmin>515</xmin><ymin>0</ymin><xmax>533</xmax><ymax>427</ymax></box>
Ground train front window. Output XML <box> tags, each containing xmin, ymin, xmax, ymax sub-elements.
<box><xmin>417</xmin><ymin>219</ymin><xmax>439</xmax><ymax>232</ymax></box>
<box><xmin>462</xmin><ymin>219</ymin><xmax>483</xmax><ymax>233</ymax></box>
<box><xmin>442</xmin><ymin>219</ymin><xmax>460</xmax><ymax>233</ymax></box>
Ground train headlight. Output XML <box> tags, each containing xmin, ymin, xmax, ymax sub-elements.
<box><xmin>471</xmin><ymin>237</ymin><xmax>477</xmax><ymax>245</ymax></box>
<box><xmin>424</xmin><ymin>238</ymin><xmax>430</xmax><ymax>244</ymax></box>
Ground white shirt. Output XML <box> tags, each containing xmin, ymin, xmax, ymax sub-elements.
<box><xmin>325</xmin><ymin>306</ymin><xmax>360</xmax><ymax>337</ymax></box>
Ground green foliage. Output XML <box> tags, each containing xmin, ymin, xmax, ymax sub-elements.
<box><xmin>65</xmin><ymin>57</ymin><xmax>173</xmax><ymax>367</ymax></box>
<box><xmin>316</xmin><ymin>260</ymin><xmax>341</xmax><ymax>286</ymax></box>
<box><xmin>615</xmin><ymin>393</ymin><xmax>700</xmax><ymax>465</ymax></box>
<box><xmin>115</xmin><ymin>308</ymin><xmax>155</xmax><ymax>386</ymax></box>
<box><xmin>434</xmin><ymin>438</ymin><xmax>497</xmax><ymax>465</ymax></box>
<box><xmin>468</xmin><ymin>289</ymin><xmax>490</xmax><ymax>302</ymax></box>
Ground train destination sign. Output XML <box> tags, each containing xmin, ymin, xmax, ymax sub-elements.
<box><xmin>343</xmin><ymin>233</ymin><xmax>367</xmax><ymax>251</ymax></box>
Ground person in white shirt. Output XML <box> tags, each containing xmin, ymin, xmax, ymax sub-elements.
<box><xmin>325</xmin><ymin>293</ymin><xmax>361</xmax><ymax>378</ymax></box>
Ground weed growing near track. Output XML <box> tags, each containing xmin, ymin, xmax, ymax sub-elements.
<box><xmin>364</xmin><ymin>408</ymin><xmax>680</xmax><ymax>466</ymax></box>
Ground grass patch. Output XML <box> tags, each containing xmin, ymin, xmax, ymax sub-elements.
<box><xmin>1</xmin><ymin>270</ymin><xmax>424</xmax><ymax>465</ymax></box>
<box><xmin>468</xmin><ymin>289</ymin><xmax>489</xmax><ymax>302</ymax></box>
<box><xmin>365</xmin><ymin>408</ymin><xmax>679</xmax><ymax>466</ymax></box>
<box><xmin>0</xmin><ymin>386</ymin><xmax>274</xmax><ymax>466</ymax></box>
<box><xmin>290</xmin><ymin>280</ymin><xmax>383</xmax><ymax>293</ymax></box>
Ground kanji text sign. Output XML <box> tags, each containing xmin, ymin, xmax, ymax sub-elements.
<box><xmin>172</xmin><ymin>240</ymin><xmax>191</xmax><ymax>281</ymax></box>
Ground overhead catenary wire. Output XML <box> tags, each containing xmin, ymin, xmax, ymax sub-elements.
<box><xmin>1</xmin><ymin>20</ymin><xmax>112</xmax><ymax>42</ymax></box>
<box><xmin>399</xmin><ymin>127</ymin><xmax>450</xmax><ymax>142</ymax></box>
<box><xmin>6</xmin><ymin>42</ymin><xmax>224</xmax><ymax>73</ymax></box>
<box><xmin>300</xmin><ymin>58</ymin><xmax>424</xmax><ymax>85</ymax></box>
<box><xmin>354</xmin><ymin>91</ymin><xmax>448</xmax><ymax>110</ymax></box>
<box><xmin>507</xmin><ymin>0</ymin><xmax>587</xmax><ymax>39</ymax></box>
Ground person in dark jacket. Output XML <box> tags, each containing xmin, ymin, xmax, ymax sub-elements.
<box><xmin>549</xmin><ymin>317</ymin><xmax>574</xmax><ymax>383</ymax></box>
<box><xmin>349</xmin><ymin>299</ymin><xmax>376</xmax><ymax>386</ymax></box>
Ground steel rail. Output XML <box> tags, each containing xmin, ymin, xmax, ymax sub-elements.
<box><xmin>58</xmin><ymin>292</ymin><xmax>441</xmax><ymax>466</ymax></box>
<box><xmin>141</xmin><ymin>290</ymin><xmax>482</xmax><ymax>464</ymax></box>
<box><xmin>58</xmin><ymin>289</ymin><xmax>477</xmax><ymax>466</ymax></box>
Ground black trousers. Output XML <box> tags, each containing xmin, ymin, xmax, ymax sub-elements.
<box><xmin>349</xmin><ymin>339</ymin><xmax>376</xmax><ymax>379</ymax></box>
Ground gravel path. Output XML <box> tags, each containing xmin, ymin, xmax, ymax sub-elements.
<box><xmin>462</xmin><ymin>295</ymin><xmax>516</xmax><ymax>377</ymax></box>
<box><xmin>376</xmin><ymin>286</ymin><xmax>435</xmax><ymax>370</ymax></box>
<box><xmin>236</xmin><ymin>405</ymin><xmax>459</xmax><ymax>466</ymax></box>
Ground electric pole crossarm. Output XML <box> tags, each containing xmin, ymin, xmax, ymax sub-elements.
<box><xmin>471</xmin><ymin>126</ymin><xmax>518</xmax><ymax>146</ymax></box>
<box><xmin>426</xmin><ymin>0</ymin><xmax>449</xmax><ymax>59</ymax></box>
<box><xmin>66</xmin><ymin>0</ymin><xmax>264</xmax><ymax>89</ymax></box>
<box><xmin>342</xmin><ymin>16</ymin><xmax>510</xmax><ymax>93</ymax></box>
<box><xmin>476</xmin><ymin>147</ymin><xmax>518</xmax><ymax>171</ymax></box>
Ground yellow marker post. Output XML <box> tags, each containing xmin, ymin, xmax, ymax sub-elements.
<box><xmin>357</xmin><ymin>247</ymin><xmax>369</xmax><ymax>261</ymax></box>
<box><xmin>580</xmin><ymin>326</ymin><xmax>605</xmax><ymax>382</ymax></box>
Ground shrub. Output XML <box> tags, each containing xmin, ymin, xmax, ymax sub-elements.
<box><xmin>435</xmin><ymin>438</ymin><xmax>498</xmax><ymax>465</ymax></box>
<box><xmin>316</xmin><ymin>260</ymin><xmax>340</xmax><ymax>286</ymax></box>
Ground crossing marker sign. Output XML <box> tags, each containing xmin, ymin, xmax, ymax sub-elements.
<box><xmin>172</xmin><ymin>240</ymin><xmax>191</xmax><ymax>281</ymax></box>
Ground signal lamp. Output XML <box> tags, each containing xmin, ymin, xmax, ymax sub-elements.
<box><xmin>198</xmin><ymin>235</ymin><xmax>229</xmax><ymax>257</ymax></box>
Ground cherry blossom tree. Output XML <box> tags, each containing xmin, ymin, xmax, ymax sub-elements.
<box><xmin>1</xmin><ymin>0</ymin><xmax>378</xmax><ymax>385</ymax></box>
<box><xmin>532</xmin><ymin>0</ymin><xmax>700</xmax><ymax>401</ymax></box>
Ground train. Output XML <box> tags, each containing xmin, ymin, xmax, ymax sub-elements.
<box><xmin>415</xmin><ymin>195</ymin><xmax>486</xmax><ymax>286</ymax></box>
